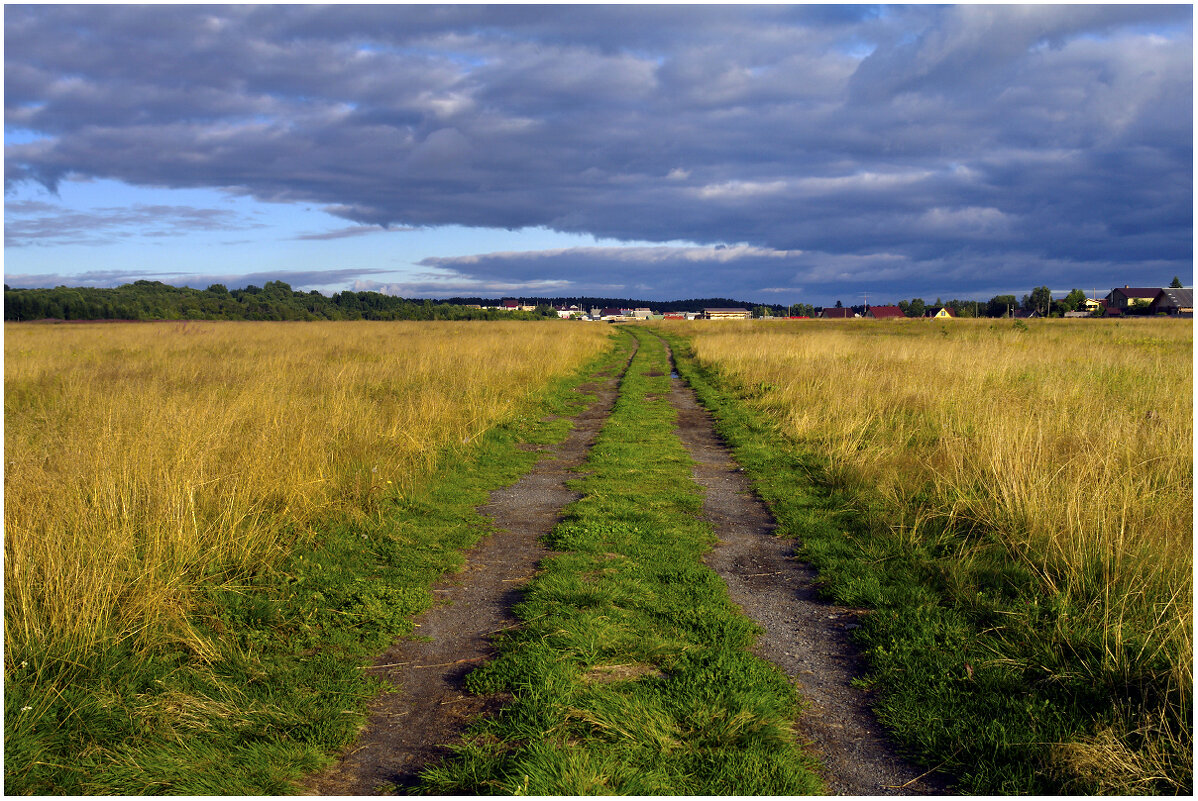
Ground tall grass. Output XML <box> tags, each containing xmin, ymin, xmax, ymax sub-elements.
<box><xmin>4</xmin><ymin>320</ymin><xmax>611</xmax><ymax>670</ymax></box>
<box><xmin>662</xmin><ymin>317</ymin><xmax>1192</xmax><ymax>790</ymax></box>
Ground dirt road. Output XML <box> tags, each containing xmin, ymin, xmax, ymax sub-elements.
<box><xmin>302</xmin><ymin>342</ymin><xmax>635</xmax><ymax>794</ymax></box>
<box><xmin>304</xmin><ymin>331</ymin><xmax>947</xmax><ymax>794</ymax></box>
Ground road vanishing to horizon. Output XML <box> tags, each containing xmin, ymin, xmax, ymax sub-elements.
<box><xmin>4</xmin><ymin>4</ymin><xmax>1192</xmax><ymax>797</ymax></box>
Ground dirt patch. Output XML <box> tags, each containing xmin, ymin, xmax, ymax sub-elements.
<box><xmin>660</xmin><ymin>338</ymin><xmax>949</xmax><ymax>796</ymax></box>
<box><xmin>301</xmin><ymin>343</ymin><xmax>635</xmax><ymax>796</ymax></box>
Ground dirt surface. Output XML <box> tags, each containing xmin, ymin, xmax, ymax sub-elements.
<box><xmin>301</xmin><ymin>344</ymin><xmax>634</xmax><ymax>795</ymax></box>
<box><xmin>662</xmin><ymin>339</ymin><xmax>950</xmax><ymax>796</ymax></box>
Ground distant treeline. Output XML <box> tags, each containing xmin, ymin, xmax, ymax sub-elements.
<box><xmin>2</xmin><ymin>284</ymin><xmax>790</xmax><ymax>322</ymax></box>
<box><xmin>2</xmin><ymin>282</ymin><xmax>1117</xmax><ymax>323</ymax></box>
<box><xmin>2</xmin><ymin>281</ymin><xmax>558</xmax><ymax>322</ymax></box>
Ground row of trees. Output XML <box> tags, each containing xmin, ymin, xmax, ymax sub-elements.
<box><xmin>2</xmin><ymin>281</ymin><xmax>559</xmax><ymax>322</ymax></box>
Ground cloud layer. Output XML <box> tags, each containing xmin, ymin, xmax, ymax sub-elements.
<box><xmin>5</xmin><ymin>5</ymin><xmax>1192</xmax><ymax>299</ymax></box>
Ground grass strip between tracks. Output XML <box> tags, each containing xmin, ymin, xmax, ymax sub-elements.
<box><xmin>4</xmin><ymin>333</ymin><xmax>626</xmax><ymax>796</ymax></box>
<box><xmin>419</xmin><ymin>327</ymin><xmax>823</xmax><ymax>795</ymax></box>
<box><xmin>655</xmin><ymin>327</ymin><xmax>1190</xmax><ymax>795</ymax></box>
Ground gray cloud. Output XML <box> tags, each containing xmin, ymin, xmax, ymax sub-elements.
<box><xmin>5</xmin><ymin>199</ymin><xmax>264</xmax><ymax>247</ymax></box>
<box><xmin>3</xmin><ymin>267</ymin><xmax>393</xmax><ymax>292</ymax></box>
<box><xmin>412</xmin><ymin>244</ymin><xmax>1182</xmax><ymax>305</ymax></box>
<box><xmin>4</xmin><ymin>5</ymin><xmax>1192</xmax><ymax>300</ymax></box>
<box><xmin>290</xmin><ymin>224</ymin><xmax>417</xmax><ymax>241</ymax></box>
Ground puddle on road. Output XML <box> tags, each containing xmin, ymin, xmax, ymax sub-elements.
<box><xmin>670</xmin><ymin>370</ymin><xmax>679</xmax><ymax>378</ymax></box>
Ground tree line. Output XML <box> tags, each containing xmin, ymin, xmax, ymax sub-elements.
<box><xmin>3</xmin><ymin>281</ymin><xmax>558</xmax><ymax>322</ymax></box>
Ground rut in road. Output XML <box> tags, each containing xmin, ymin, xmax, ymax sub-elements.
<box><xmin>657</xmin><ymin>334</ymin><xmax>948</xmax><ymax>796</ymax></box>
<box><xmin>302</xmin><ymin>339</ymin><xmax>635</xmax><ymax>795</ymax></box>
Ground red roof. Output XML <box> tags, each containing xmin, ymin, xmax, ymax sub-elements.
<box><xmin>820</xmin><ymin>307</ymin><xmax>854</xmax><ymax>318</ymax></box>
<box><xmin>867</xmin><ymin>305</ymin><xmax>904</xmax><ymax>319</ymax></box>
<box><xmin>1111</xmin><ymin>287</ymin><xmax>1161</xmax><ymax>300</ymax></box>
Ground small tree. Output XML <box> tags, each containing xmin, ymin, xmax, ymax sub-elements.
<box><xmin>1026</xmin><ymin>286</ymin><xmax>1052</xmax><ymax>316</ymax></box>
<box><xmin>987</xmin><ymin>294</ymin><xmax>1016</xmax><ymax>317</ymax></box>
<box><xmin>1061</xmin><ymin>288</ymin><xmax>1087</xmax><ymax>313</ymax></box>
<box><xmin>1170</xmin><ymin>276</ymin><xmax>1184</xmax><ymax>288</ymax></box>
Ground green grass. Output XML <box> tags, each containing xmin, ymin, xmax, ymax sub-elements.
<box><xmin>3</xmin><ymin>334</ymin><xmax>624</xmax><ymax>795</ymax></box>
<box><xmin>420</xmin><ymin>327</ymin><xmax>823</xmax><ymax>795</ymax></box>
<box><xmin>656</xmin><ymin>327</ymin><xmax>1192</xmax><ymax>795</ymax></box>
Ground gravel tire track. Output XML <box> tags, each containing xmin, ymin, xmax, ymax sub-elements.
<box><xmin>302</xmin><ymin>339</ymin><xmax>635</xmax><ymax>795</ymax></box>
<box><xmin>658</xmin><ymin>335</ymin><xmax>948</xmax><ymax>796</ymax></box>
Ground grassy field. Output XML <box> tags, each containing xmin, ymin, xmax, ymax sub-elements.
<box><xmin>422</xmin><ymin>327</ymin><xmax>823</xmax><ymax>794</ymax></box>
<box><xmin>659</xmin><ymin>317</ymin><xmax>1192</xmax><ymax>793</ymax></box>
<box><xmin>4</xmin><ymin>319</ymin><xmax>613</xmax><ymax>793</ymax></box>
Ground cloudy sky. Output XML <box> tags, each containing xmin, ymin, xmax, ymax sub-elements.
<box><xmin>4</xmin><ymin>4</ymin><xmax>1192</xmax><ymax>305</ymax></box>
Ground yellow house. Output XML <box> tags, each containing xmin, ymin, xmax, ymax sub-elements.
<box><xmin>703</xmin><ymin>308</ymin><xmax>751</xmax><ymax>320</ymax></box>
<box><xmin>927</xmin><ymin>307</ymin><xmax>955</xmax><ymax>319</ymax></box>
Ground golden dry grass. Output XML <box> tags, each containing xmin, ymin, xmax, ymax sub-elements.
<box><xmin>662</xmin><ymin>316</ymin><xmax>1192</xmax><ymax>784</ymax></box>
<box><xmin>4</xmin><ymin>320</ymin><xmax>612</xmax><ymax>666</ymax></box>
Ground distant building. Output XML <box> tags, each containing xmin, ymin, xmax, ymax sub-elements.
<box><xmin>662</xmin><ymin>312</ymin><xmax>687</xmax><ymax>320</ymax></box>
<box><xmin>818</xmin><ymin>307</ymin><xmax>855</xmax><ymax>319</ymax></box>
<box><xmin>1105</xmin><ymin>286</ymin><xmax>1160</xmax><ymax>310</ymax></box>
<box><xmin>926</xmin><ymin>307</ymin><xmax>956</xmax><ymax>319</ymax></box>
<box><xmin>703</xmin><ymin>308</ymin><xmax>751</xmax><ymax>320</ymax></box>
<box><xmin>1148</xmin><ymin>288</ymin><xmax>1193</xmax><ymax>316</ymax></box>
<box><xmin>865</xmin><ymin>305</ymin><xmax>904</xmax><ymax>319</ymax></box>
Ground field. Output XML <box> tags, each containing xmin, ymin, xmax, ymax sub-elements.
<box><xmin>4</xmin><ymin>316</ymin><xmax>1192</xmax><ymax>794</ymax></box>
<box><xmin>661</xmin><ymin>316</ymin><xmax>1192</xmax><ymax>792</ymax></box>
<box><xmin>4</xmin><ymin>320</ymin><xmax>613</xmax><ymax>791</ymax></box>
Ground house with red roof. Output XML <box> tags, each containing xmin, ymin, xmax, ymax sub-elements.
<box><xmin>1105</xmin><ymin>286</ymin><xmax>1161</xmax><ymax>310</ymax></box>
<box><xmin>865</xmin><ymin>305</ymin><xmax>904</xmax><ymax>319</ymax></box>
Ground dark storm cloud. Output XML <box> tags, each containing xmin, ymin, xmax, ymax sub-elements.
<box><xmin>5</xmin><ymin>4</ymin><xmax>1192</xmax><ymax>298</ymax></box>
<box><xmin>412</xmin><ymin>244</ymin><xmax>1180</xmax><ymax>305</ymax></box>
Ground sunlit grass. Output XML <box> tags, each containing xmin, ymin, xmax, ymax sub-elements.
<box><xmin>661</xmin><ymin>316</ymin><xmax>1192</xmax><ymax>791</ymax></box>
<box><xmin>4</xmin><ymin>320</ymin><xmax>612</xmax><ymax>670</ymax></box>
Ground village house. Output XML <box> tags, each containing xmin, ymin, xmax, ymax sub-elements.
<box><xmin>703</xmin><ymin>308</ymin><xmax>751</xmax><ymax>320</ymax></box>
<box><xmin>865</xmin><ymin>305</ymin><xmax>904</xmax><ymax>319</ymax></box>
<box><xmin>926</xmin><ymin>307</ymin><xmax>955</xmax><ymax>319</ymax></box>
<box><xmin>818</xmin><ymin>307</ymin><xmax>855</xmax><ymax>319</ymax></box>
<box><xmin>1105</xmin><ymin>286</ymin><xmax>1160</xmax><ymax>310</ymax></box>
<box><xmin>1147</xmin><ymin>288</ymin><xmax>1193</xmax><ymax>316</ymax></box>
